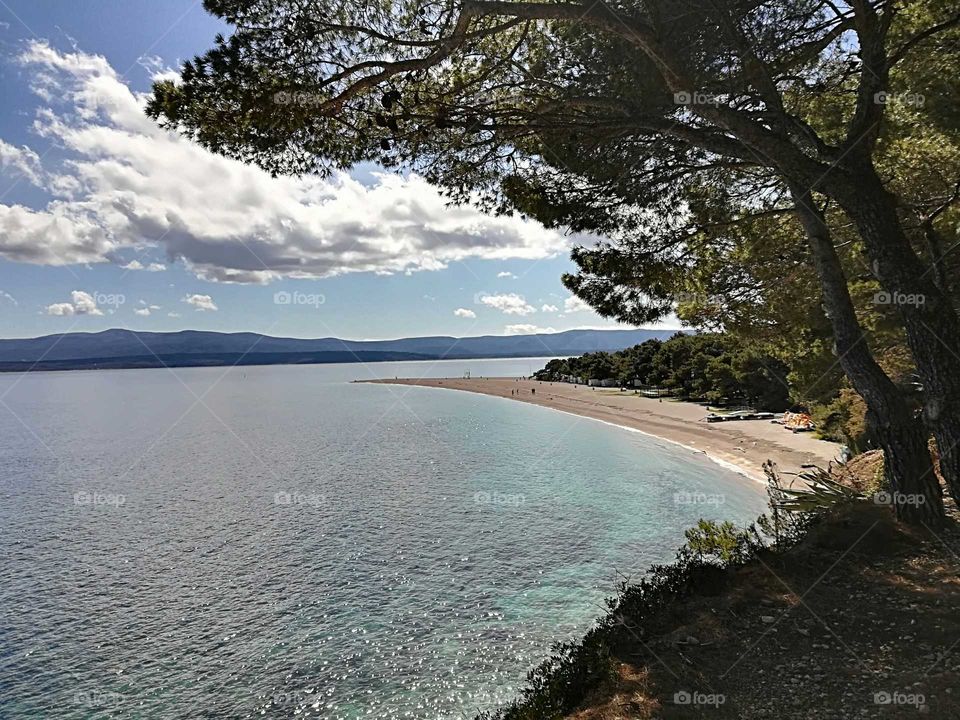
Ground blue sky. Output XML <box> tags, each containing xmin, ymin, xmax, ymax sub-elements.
<box><xmin>0</xmin><ymin>0</ymin><xmax>677</xmax><ymax>340</ymax></box>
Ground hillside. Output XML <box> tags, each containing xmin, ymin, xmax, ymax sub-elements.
<box><xmin>0</xmin><ymin>328</ymin><xmax>673</xmax><ymax>371</ymax></box>
<box><xmin>482</xmin><ymin>499</ymin><xmax>959</xmax><ymax>719</ymax></box>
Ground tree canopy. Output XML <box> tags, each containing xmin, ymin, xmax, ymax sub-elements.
<box><xmin>148</xmin><ymin>0</ymin><xmax>960</xmax><ymax>520</ymax></box>
<box><xmin>535</xmin><ymin>333</ymin><xmax>791</xmax><ymax>410</ymax></box>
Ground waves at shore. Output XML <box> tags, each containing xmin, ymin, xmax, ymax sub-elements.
<box><xmin>363</xmin><ymin>376</ymin><xmax>841</xmax><ymax>482</ymax></box>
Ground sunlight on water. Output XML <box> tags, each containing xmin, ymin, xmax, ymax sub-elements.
<box><xmin>0</xmin><ymin>360</ymin><xmax>765</xmax><ymax>718</ymax></box>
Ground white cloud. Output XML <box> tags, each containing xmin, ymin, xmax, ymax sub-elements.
<box><xmin>453</xmin><ymin>308</ymin><xmax>476</xmax><ymax>319</ymax></box>
<box><xmin>479</xmin><ymin>293</ymin><xmax>536</xmax><ymax>316</ymax></box>
<box><xmin>0</xmin><ymin>290</ymin><xmax>17</xmax><ymax>306</ymax></box>
<box><xmin>45</xmin><ymin>290</ymin><xmax>103</xmax><ymax>316</ymax></box>
<box><xmin>504</xmin><ymin>324</ymin><xmax>557</xmax><ymax>335</ymax></box>
<box><xmin>183</xmin><ymin>293</ymin><xmax>217</xmax><ymax>311</ymax></box>
<box><xmin>45</xmin><ymin>302</ymin><xmax>74</xmax><ymax>316</ymax></box>
<box><xmin>564</xmin><ymin>295</ymin><xmax>591</xmax><ymax>313</ymax></box>
<box><xmin>167</xmin><ymin>311</ymin><xmax>181</xmax><ymax>318</ymax></box>
<box><xmin>133</xmin><ymin>307</ymin><xmax>151</xmax><ymax>316</ymax></box>
<box><xmin>541</xmin><ymin>303</ymin><xmax>559</xmax><ymax>312</ymax></box>
<box><xmin>0</xmin><ymin>204</ymin><xmax>113</xmax><ymax>265</ymax></box>
<box><xmin>0</xmin><ymin>140</ymin><xmax>43</xmax><ymax>185</ymax></box>
<box><xmin>122</xmin><ymin>259</ymin><xmax>166</xmax><ymax>272</ymax></box>
<box><xmin>0</xmin><ymin>42</ymin><xmax>571</xmax><ymax>282</ymax></box>
<box><xmin>71</xmin><ymin>290</ymin><xmax>102</xmax><ymax>315</ymax></box>
<box><xmin>497</xmin><ymin>271</ymin><xmax>516</xmax><ymax>279</ymax></box>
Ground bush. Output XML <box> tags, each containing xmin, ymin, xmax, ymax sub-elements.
<box><xmin>810</xmin><ymin>388</ymin><xmax>868</xmax><ymax>449</ymax></box>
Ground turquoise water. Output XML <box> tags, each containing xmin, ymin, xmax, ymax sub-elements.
<box><xmin>0</xmin><ymin>359</ymin><xmax>766</xmax><ymax>718</ymax></box>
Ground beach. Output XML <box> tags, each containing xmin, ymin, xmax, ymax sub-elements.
<box><xmin>364</xmin><ymin>377</ymin><xmax>842</xmax><ymax>484</ymax></box>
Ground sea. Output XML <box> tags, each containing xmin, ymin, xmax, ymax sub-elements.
<box><xmin>0</xmin><ymin>357</ymin><xmax>767</xmax><ymax>718</ymax></box>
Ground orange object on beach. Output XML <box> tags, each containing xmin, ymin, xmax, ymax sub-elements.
<box><xmin>782</xmin><ymin>411</ymin><xmax>815</xmax><ymax>431</ymax></box>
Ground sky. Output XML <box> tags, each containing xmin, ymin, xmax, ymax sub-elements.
<box><xmin>0</xmin><ymin>0</ymin><xmax>680</xmax><ymax>340</ymax></box>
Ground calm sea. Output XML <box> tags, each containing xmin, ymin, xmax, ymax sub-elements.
<box><xmin>0</xmin><ymin>358</ymin><xmax>766</xmax><ymax>718</ymax></box>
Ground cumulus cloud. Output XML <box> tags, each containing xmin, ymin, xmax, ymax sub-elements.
<box><xmin>497</xmin><ymin>271</ymin><xmax>516</xmax><ymax>279</ymax></box>
<box><xmin>0</xmin><ymin>42</ymin><xmax>570</xmax><ymax>282</ymax></box>
<box><xmin>183</xmin><ymin>293</ymin><xmax>217</xmax><ymax>311</ymax></box>
<box><xmin>121</xmin><ymin>259</ymin><xmax>166</xmax><ymax>272</ymax></box>
<box><xmin>541</xmin><ymin>303</ymin><xmax>559</xmax><ymax>312</ymax></box>
<box><xmin>504</xmin><ymin>324</ymin><xmax>557</xmax><ymax>335</ymax></box>
<box><xmin>479</xmin><ymin>293</ymin><xmax>536</xmax><ymax>316</ymax></box>
<box><xmin>46</xmin><ymin>302</ymin><xmax>74</xmax><ymax>316</ymax></box>
<box><xmin>563</xmin><ymin>295</ymin><xmax>591</xmax><ymax>313</ymax></box>
<box><xmin>168</xmin><ymin>312</ymin><xmax>181</xmax><ymax>318</ymax></box>
<box><xmin>453</xmin><ymin>308</ymin><xmax>476</xmax><ymax>319</ymax></box>
<box><xmin>45</xmin><ymin>290</ymin><xmax>103</xmax><ymax>316</ymax></box>
<box><xmin>0</xmin><ymin>204</ymin><xmax>113</xmax><ymax>265</ymax></box>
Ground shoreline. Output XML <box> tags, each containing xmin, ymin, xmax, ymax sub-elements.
<box><xmin>362</xmin><ymin>377</ymin><xmax>842</xmax><ymax>485</ymax></box>
<box><xmin>524</xmin><ymin>402</ymin><xmax>768</xmax><ymax>484</ymax></box>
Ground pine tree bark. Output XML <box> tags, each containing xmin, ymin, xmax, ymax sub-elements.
<box><xmin>790</xmin><ymin>185</ymin><xmax>944</xmax><ymax>524</ymax></box>
<box><xmin>819</xmin><ymin>163</ymin><xmax>960</xmax><ymax>508</ymax></box>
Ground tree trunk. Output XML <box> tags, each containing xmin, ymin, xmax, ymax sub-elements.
<box><xmin>866</xmin><ymin>407</ymin><xmax>946</xmax><ymax>524</ymax></box>
<box><xmin>823</xmin><ymin>164</ymin><xmax>960</xmax><ymax>506</ymax></box>
<box><xmin>789</xmin><ymin>185</ymin><xmax>945</xmax><ymax>523</ymax></box>
<box><xmin>922</xmin><ymin>217</ymin><xmax>952</xmax><ymax>297</ymax></box>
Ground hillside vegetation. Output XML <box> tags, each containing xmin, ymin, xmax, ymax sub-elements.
<box><xmin>534</xmin><ymin>333</ymin><xmax>791</xmax><ymax>412</ymax></box>
<box><xmin>479</xmin><ymin>473</ymin><xmax>959</xmax><ymax>719</ymax></box>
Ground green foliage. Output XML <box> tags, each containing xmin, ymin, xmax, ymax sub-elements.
<box><xmin>772</xmin><ymin>466</ymin><xmax>865</xmax><ymax>514</ymax></box>
<box><xmin>810</xmin><ymin>389</ymin><xmax>869</xmax><ymax>449</ymax></box>
<box><xmin>684</xmin><ymin>519</ymin><xmax>755</xmax><ymax>564</ymax></box>
<box><xmin>535</xmin><ymin>332</ymin><xmax>791</xmax><ymax>410</ymax></box>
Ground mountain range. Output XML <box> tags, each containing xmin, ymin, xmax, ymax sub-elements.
<box><xmin>0</xmin><ymin>328</ymin><xmax>676</xmax><ymax>372</ymax></box>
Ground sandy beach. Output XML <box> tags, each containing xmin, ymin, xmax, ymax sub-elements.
<box><xmin>363</xmin><ymin>376</ymin><xmax>842</xmax><ymax>484</ymax></box>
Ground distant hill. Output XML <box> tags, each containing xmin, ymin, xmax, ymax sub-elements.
<box><xmin>0</xmin><ymin>328</ymin><xmax>676</xmax><ymax>372</ymax></box>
